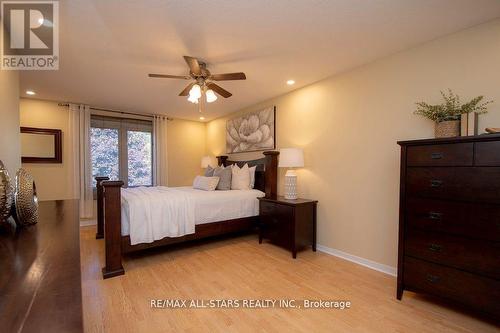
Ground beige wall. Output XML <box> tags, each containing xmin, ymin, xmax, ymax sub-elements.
<box><xmin>19</xmin><ymin>98</ymin><xmax>207</xmax><ymax>200</ymax></box>
<box><xmin>206</xmin><ymin>19</ymin><xmax>500</xmax><ymax>269</ymax></box>
<box><xmin>0</xmin><ymin>70</ymin><xmax>20</xmax><ymax>175</ymax></box>
<box><xmin>167</xmin><ymin>119</ymin><xmax>206</xmax><ymax>186</ymax></box>
<box><xmin>20</xmin><ymin>99</ymin><xmax>76</xmax><ymax>201</ymax></box>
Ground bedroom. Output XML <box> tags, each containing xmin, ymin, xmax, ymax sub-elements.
<box><xmin>1</xmin><ymin>1</ymin><xmax>500</xmax><ymax>332</ymax></box>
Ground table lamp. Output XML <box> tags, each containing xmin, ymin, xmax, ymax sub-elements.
<box><xmin>278</xmin><ymin>148</ymin><xmax>304</xmax><ymax>200</ymax></box>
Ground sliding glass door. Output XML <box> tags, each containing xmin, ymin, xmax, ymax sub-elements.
<box><xmin>91</xmin><ymin>116</ymin><xmax>153</xmax><ymax>187</ymax></box>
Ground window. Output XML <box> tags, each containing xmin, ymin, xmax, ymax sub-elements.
<box><xmin>127</xmin><ymin>130</ymin><xmax>152</xmax><ymax>187</ymax></box>
<box><xmin>90</xmin><ymin>127</ymin><xmax>119</xmax><ymax>186</ymax></box>
<box><xmin>91</xmin><ymin>115</ymin><xmax>153</xmax><ymax>187</ymax></box>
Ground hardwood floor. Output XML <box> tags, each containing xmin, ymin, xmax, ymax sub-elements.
<box><xmin>80</xmin><ymin>226</ymin><xmax>498</xmax><ymax>333</ymax></box>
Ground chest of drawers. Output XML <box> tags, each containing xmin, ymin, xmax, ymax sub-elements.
<box><xmin>397</xmin><ymin>135</ymin><xmax>500</xmax><ymax>318</ymax></box>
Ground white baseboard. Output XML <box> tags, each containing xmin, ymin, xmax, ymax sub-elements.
<box><xmin>316</xmin><ymin>244</ymin><xmax>397</xmax><ymax>276</ymax></box>
<box><xmin>80</xmin><ymin>219</ymin><xmax>97</xmax><ymax>227</ymax></box>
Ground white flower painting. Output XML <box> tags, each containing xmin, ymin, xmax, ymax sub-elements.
<box><xmin>226</xmin><ymin>106</ymin><xmax>275</xmax><ymax>153</ymax></box>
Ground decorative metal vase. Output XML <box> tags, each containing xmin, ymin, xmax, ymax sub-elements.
<box><xmin>435</xmin><ymin>120</ymin><xmax>460</xmax><ymax>138</ymax></box>
<box><xmin>0</xmin><ymin>160</ymin><xmax>14</xmax><ymax>224</ymax></box>
<box><xmin>14</xmin><ymin>168</ymin><xmax>39</xmax><ymax>226</ymax></box>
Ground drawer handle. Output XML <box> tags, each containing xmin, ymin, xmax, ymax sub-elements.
<box><xmin>428</xmin><ymin>243</ymin><xmax>443</xmax><ymax>252</ymax></box>
<box><xmin>431</xmin><ymin>152</ymin><xmax>443</xmax><ymax>159</ymax></box>
<box><xmin>430</xmin><ymin>180</ymin><xmax>443</xmax><ymax>188</ymax></box>
<box><xmin>428</xmin><ymin>212</ymin><xmax>443</xmax><ymax>221</ymax></box>
<box><xmin>426</xmin><ymin>274</ymin><xmax>440</xmax><ymax>283</ymax></box>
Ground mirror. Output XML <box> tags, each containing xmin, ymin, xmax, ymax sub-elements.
<box><xmin>20</xmin><ymin>127</ymin><xmax>62</xmax><ymax>163</ymax></box>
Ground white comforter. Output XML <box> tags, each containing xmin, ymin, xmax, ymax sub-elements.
<box><xmin>121</xmin><ymin>186</ymin><xmax>265</xmax><ymax>245</ymax></box>
<box><xmin>121</xmin><ymin>187</ymin><xmax>195</xmax><ymax>245</ymax></box>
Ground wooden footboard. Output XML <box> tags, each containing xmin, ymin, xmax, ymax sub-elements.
<box><xmin>95</xmin><ymin>150</ymin><xmax>279</xmax><ymax>279</ymax></box>
<box><xmin>101</xmin><ymin>180</ymin><xmax>125</xmax><ymax>279</ymax></box>
<box><xmin>95</xmin><ymin>176</ymin><xmax>109</xmax><ymax>239</ymax></box>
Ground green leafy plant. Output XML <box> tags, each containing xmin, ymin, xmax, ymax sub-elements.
<box><xmin>414</xmin><ymin>89</ymin><xmax>493</xmax><ymax>123</ymax></box>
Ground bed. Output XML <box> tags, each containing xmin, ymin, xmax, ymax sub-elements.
<box><xmin>95</xmin><ymin>151</ymin><xmax>279</xmax><ymax>279</ymax></box>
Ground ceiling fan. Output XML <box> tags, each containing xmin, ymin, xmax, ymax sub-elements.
<box><xmin>148</xmin><ymin>56</ymin><xmax>246</xmax><ymax>110</ymax></box>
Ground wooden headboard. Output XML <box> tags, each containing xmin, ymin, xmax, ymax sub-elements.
<box><xmin>217</xmin><ymin>151</ymin><xmax>279</xmax><ymax>198</ymax></box>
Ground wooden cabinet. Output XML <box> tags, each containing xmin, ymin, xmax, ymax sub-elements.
<box><xmin>0</xmin><ymin>200</ymin><xmax>83</xmax><ymax>332</ymax></box>
<box><xmin>258</xmin><ymin>196</ymin><xmax>317</xmax><ymax>258</ymax></box>
<box><xmin>398</xmin><ymin>134</ymin><xmax>500</xmax><ymax>318</ymax></box>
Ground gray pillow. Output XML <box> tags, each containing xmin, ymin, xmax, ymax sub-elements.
<box><xmin>205</xmin><ymin>166</ymin><xmax>215</xmax><ymax>177</ymax></box>
<box><xmin>213</xmin><ymin>166</ymin><xmax>232</xmax><ymax>190</ymax></box>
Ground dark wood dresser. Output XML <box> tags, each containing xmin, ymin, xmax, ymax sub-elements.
<box><xmin>258</xmin><ymin>196</ymin><xmax>317</xmax><ymax>258</ymax></box>
<box><xmin>397</xmin><ymin>135</ymin><xmax>500</xmax><ymax>318</ymax></box>
<box><xmin>0</xmin><ymin>200</ymin><xmax>83</xmax><ymax>332</ymax></box>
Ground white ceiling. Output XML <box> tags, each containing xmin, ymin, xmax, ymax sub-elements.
<box><xmin>20</xmin><ymin>0</ymin><xmax>500</xmax><ymax>121</ymax></box>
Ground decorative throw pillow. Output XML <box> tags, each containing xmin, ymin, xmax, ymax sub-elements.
<box><xmin>249</xmin><ymin>165</ymin><xmax>257</xmax><ymax>189</ymax></box>
<box><xmin>193</xmin><ymin>176</ymin><xmax>220</xmax><ymax>191</ymax></box>
<box><xmin>213</xmin><ymin>166</ymin><xmax>232</xmax><ymax>190</ymax></box>
<box><xmin>231</xmin><ymin>164</ymin><xmax>250</xmax><ymax>190</ymax></box>
<box><xmin>204</xmin><ymin>166</ymin><xmax>215</xmax><ymax>177</ymax></box>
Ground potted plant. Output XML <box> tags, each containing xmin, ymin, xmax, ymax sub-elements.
<box><xmin>414</xmin><ymin>89</ymin><xmax>493</xmax><ymax>138</ymax></box>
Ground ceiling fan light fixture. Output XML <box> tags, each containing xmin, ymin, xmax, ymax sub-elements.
<box><xmin>206</xmin><ymin>89</ymin><xmax>217</xmax><ymax>103</ymax></box>
<box><xmin>148</xmin><ymin>56</ymin><xmax>246</xmax><ymax>105</ymax></box>
<box><xmin>189</xmin><ymin>84</ymin><xmax>202</xmax><ymax>99</ymax></box>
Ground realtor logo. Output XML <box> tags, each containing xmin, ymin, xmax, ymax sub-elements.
<box><xmin>1</xmin><ymin>1</ymin><xmax>59</xmax><ymax>70</ymax></box>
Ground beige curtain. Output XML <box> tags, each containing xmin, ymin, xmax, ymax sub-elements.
<box><xmin>68</xmin><ymin>104</ymin><xmax>93</xmax><ymax>219</ymax></box>
<box><xmin>153</xmin><ymin>116</ymin><xmax>168</xmax><ymax>186</ymax></box>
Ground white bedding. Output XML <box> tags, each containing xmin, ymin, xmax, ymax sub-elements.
<box><xmin>121</xmin><ymin>186</ymin><xmax>265</xmax><ymax>244</ymax></box>
<box><xmin>121</xmin><ymin>187</ymin><xmax>195</xmax><ymax>245</ymax></box>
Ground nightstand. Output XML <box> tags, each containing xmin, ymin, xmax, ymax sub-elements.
<box><xmin>258</xmin><ymin>196</ymin><xmax>318</xmax><ymax>258</ymax></box>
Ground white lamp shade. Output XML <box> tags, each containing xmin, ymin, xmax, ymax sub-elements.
<box><xmin>201</xmin><ymin>156</ymin><xmax>212</xmax><ymax>168</ymax></box>
<box><xmin>278</xmin><ymin>148</ymin><xmax>304</xmax><ymax>168</ymax></box>
<box><xmin>189</xmin><ymin>84</ymin><xmax>202</xmax><ymax>99</ymax></box>
<box><xmin>206</xmin><ymin>89</ymin><xmax>217</xmax><ymax>103</ymax></box>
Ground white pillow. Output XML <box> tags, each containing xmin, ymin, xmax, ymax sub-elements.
<box><xmin>231</xmin><ymin>164</ymin><xmax>250</xmax><ymax>190</ymax></box>
<box><xmin>249</xmin><ymin>165</ymin><xmax>257</xmax><ymax>188</ymax></box>
<box><xmin>193</xmin><ymin>176</ymin><xmax>220</xmax><ymax>191</ymax></box>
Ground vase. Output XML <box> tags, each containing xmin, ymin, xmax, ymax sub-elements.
<box><xmin>435</xmin><ymin>120</ymin><xmax>460</xmax><ymax>138</ymax></box>
<box><xmin>0</xmin><ymin>160</ymin><xmax>14</xmax><ymax>224</ymax></box>
<box><xmin>14</xmin><ymin>169</ymin><xmax>39</xmax><ymax>226</ymax></box>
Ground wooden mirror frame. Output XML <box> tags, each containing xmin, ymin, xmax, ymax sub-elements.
<box><xmin>20</xmin><ymin>127</ymin><xmax>62</xmax><ymax>164</ymax></box>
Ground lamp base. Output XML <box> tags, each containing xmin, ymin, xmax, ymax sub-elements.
<box><xmin>284</xmin><ymin>169</ymin><xmax>298</xmax><ymax>200</ymax></box>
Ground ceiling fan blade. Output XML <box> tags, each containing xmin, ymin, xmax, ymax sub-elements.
<box><xmin>179</xmin><ymin>82</ymin><xmax>195</xmax><ymax>96</ymax></box>
<box><xmin>149</xmin><ymin>74</ymin><xmax>191</xmax><ymax>79</ymax></box>
<box><xmin>210</xmin><ymin>72</ymin><xmax>246</xmax><ymax>81</ymax></box>
<box><xmin>207</xmin><ymin>82</ymin><xmax>232</xmax><ymax>98</ymax></box>
<box><xmin>183</xmin><ymin>56</ymin><xmax>201</xmax><ymax>75</ymax></box>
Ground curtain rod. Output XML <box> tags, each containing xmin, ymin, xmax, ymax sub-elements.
<box><xmin>57</xmin><ymin>103</ymin><xmax>173</xmax><ymax>120</ymax></box>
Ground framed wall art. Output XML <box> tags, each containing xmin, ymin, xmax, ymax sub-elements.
<box><xmin>226</xmin><ymin>106</ymin><xmax>275</xmax><ymax>153</ymax></box>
